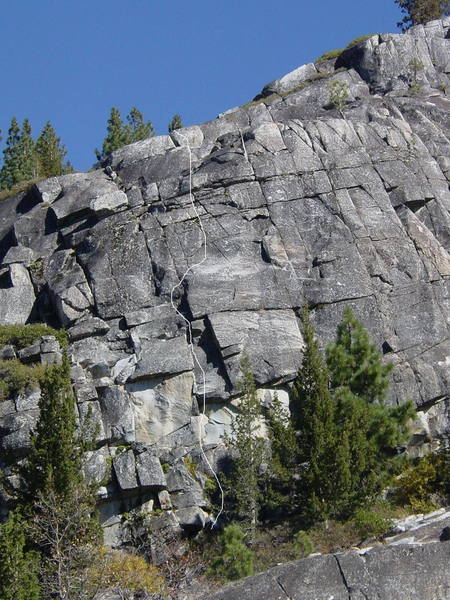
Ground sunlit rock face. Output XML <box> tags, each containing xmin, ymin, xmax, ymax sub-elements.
<box><xmin>0</xmin><ymin>18</ymin><xmax>449</xmax><ymax>543</ymax></box>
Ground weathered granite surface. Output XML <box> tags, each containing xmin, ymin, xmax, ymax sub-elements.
<box><xmin>209</xmin><ymin>542</ymin><xmax>450</xmax><ymax>600</ymax></box>
<box><xmin>1</xmin><ymin>20</ymin><xmax>449</xmax><ymax>541</ymax></box>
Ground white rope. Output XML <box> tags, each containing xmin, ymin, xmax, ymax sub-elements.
<box><xmin>169</xmin><ymin>133</ymin><xmax>224</xmax><ymax>527</ymax></box>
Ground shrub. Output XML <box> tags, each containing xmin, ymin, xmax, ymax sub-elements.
<box><xmin>0</xmin><ymin>359</ymin><xmax>48</xmax><ymax>401</ymax></box>
<box><xmin>89</xmin><ymin>549</ymin><xmax>165</xmax><ymax>597</ymax></box>
<box><xmin>351</xmin><ymin>508</ymin><xmax>391</xmax><ymax>539</ymax></box>
<box><xmin>183</xmin><ymin>455</ymin><xmax>197</xmax><ymax>478</ymax></box>
<box><xmin>208</xmin><ymin>524</ymin><xmax>254</xmax><ymax>581</ymax></box>
<box><xmin>328</xmin><ymin>80</ymin><xmax>349</xmax><ymax>113</ymax></box>
<box><xmin>0</xmin><ymin>323</ymin><xmax>67</xmax><ymax>350</ymax></box>
<box><xmin>390</xmin><ymin>451</ymin><xmax>450</xmax><ymax>512</ymax></box>
<box><xmin>293</xmin><ymin>530</ymin><xmax>314</xmax><ymax>558</ymax></box>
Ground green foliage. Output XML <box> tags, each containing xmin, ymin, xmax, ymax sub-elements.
<box><xmin>208</xmin><ymin>524</ymin><xmax>254</xmax><ymax>581</ymax></box>
<box><xmin>21</xmin><ymin>355</ymin><xmax>81</xmax><ymax>499</ymax></box>
<box><xmin>0</xmin><ymin>359</ymin><xmax>48</xmax><ymax>402</ymax></box>
<box><xmin>35</xmin><ymin>121</ymin><xmax>72</xmax><ymax>178</ymax></box>
<box><xmin>291</xmin><ymin>306</ymin><xmax>341</xmax><ymax>523</ymax></box>
<box><xmin>227</xmin><ymin>356</ymin><xmax>266</xmax><ymax>541</ymax></box>
<box><xmin>89</xmin><ymin>549</ymin><xmax>165</xmax><ymax>596</ymax></box>
<box><xmin>183</xmin><ymin>454</ymin><xmax>197</xmax><ymax>478</ymax></box>
<box><xmin>168</xmin><ymin>113</ymin><xmax>183</xmax><ymax>132</ymax></box>
<box><xmin>395</xmin><ymin>0</ymin><xmax>450</xmax><ymax>30</ymax></box>
<box><xmin>292</xmin><ymin>530</ymin><xmax>314</xmax><ymax>558</ymax></box>
<box><xmin>328</xmin><ymin>80</ymin><xmax>349</xmax><ymax>113</ymax></box>
<box><xmin>291</xmin><ymin>306</ymin><xmax>414</xmax><ymax>524</ymax></box>
<box><xmin>0</xmin><ymin>510</ymin><xmax>41</xmax><ymax>600</ymax></box>
<box><xmin>0</xmin><ymin>323</ymin><xmax>68</xmax><ymax>350</ymax></box>
<box><xmin>327</xmin><ymin>307</ymin><xmax>393</xmax><ymax>404</ymax></box>
<box><xmin>351</xmin><ymin>508</ymin><xmax>392</xmax><ymax>539</ymax></box>
<box><xmin>316</xmin><ymin>48</ymin><xmax>343</xmax><ymax>63</ymax></box>
<box><xmin>0</xmin><ymin>118</ymin><xmax>70</xmax><ymax>193</ymax></box>
<box><xmin>265</xmin><ymin>392</ymin><xmax>299</xmax><ymax>511</ymax></box>
<box><xmin>0</xmin><ymin>118</ymin><xmax>25</xmax><ymax>190</ymax></box>
<box><xmin>0</xmin><ymin>324</ymin><xmax>68</xmax><ymax>402</ymax></box>
<box><xmin>96</xmin><ymin>106</ymin><xmax>154</xmax><ymax>161</ymax></box>
<box><xmin>390</xmin><ymin>450</ymin><xmax>450</xmax><ymax>511</ymax></box>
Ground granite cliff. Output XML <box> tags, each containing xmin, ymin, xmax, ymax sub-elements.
<box><xmin>0</xmin><ymin>19</ymin><xmax>449</xmax><ymax>554</ymax></box>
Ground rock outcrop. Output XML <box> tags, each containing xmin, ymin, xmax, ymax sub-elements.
<box><xmin>208</xmin><ymin>541</ymin><xmax>450</xmax><ymax>600</ymax></box>
<box><xmin>0</xmin><ymin>19</ymin><xmax>449</xmax><ymax>543</ymax></box>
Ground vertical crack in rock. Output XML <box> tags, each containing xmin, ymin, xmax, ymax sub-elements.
<box><xmin>333</xmin><ymin>554</ymin><xmax>352</xmax><ymax>600</ymax></box>
<box><xmin>275</xmin><ymin>576</ymin><xmax>294</xmax><ymax>600</ymax></box>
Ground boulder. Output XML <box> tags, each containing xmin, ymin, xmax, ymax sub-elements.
<box><xmin>0</xmin><ymin>264</ymin><xmax>35</xmax><ymax>325</ymax></box>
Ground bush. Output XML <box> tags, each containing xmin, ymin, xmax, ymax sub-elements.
<box><xmin>351</xmin><ymin>508</ymin><xmax>391</xmax><ymax>539</ymax></box>
<box><xmin>89</xmin><ymin>549</ymin><xmax>165</xmax><ymax>597</ymax></box>
<box><xmin>293</xmin><ymin>530</ymin><xmax>314</xmax><ymax>558</ymax></box>
<box><xmin>390</xmin><ymin>451</ymin><xmax>450</xmax><ymax>512</ymax></box>
<box><xmin>328</xmin><ymin>80</ymin><xmax>349</xmax><ymax>112</ymax></box>
<box><xmin>0</xmin><ymin>323</ymin><xmax>67</xmax><ymax>350</ymax></box>
<box><xmin>0</xmin><ymin>359</ymin><xmax>48</xmax><ymax>401</ymax></box>
<box><xmin>208</xmin><ymin>524</ymin><xmax>254</xmax><ymax>582</ymax></box>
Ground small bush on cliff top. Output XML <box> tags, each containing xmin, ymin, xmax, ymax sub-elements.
<box><xmin>0</xmin><ymin>359</ymin><xmax>48</xmax><ymax>401</ymax></box>
<box><xmin>0</xmin><ymin>323</ymin><xmax>67</xmax><ymax>350</ymax></box>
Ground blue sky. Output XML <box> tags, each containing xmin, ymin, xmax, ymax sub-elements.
<box><xmin>1</xmin><ymin>1</ymin><xmax>403</xmax><ymax>171</ymax></box>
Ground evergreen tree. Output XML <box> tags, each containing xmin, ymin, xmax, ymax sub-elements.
<box><xmin>96</xmin><ymin>106</ymin><xmax>154</xmax><ymax>161</ymax></box>
<box><xmin>35</xmin><ymin>121</ymin><xmax>71</xmax><ymax>178</ymax></box>
<box><xmin>0</xmin><ymin>117</ymin><xmax>22</xmax><ymax>190</ymax></box>
<box><xmin>168</xmin><ymin>113</ymin><xmax>183</xmax><ymax>132</ymax></box>
<box><xmin>208</xmin><ymin>524</ymin><xmax>254</xmax><ymax>581</ymax></box>
<box><xmin>290</xmin><ymin>306</ymin><xmax>341</xmax><ymax>523</ymax></box>
<box><xmin>21</xmin><ymin>356</ymin><xmax>81</xmax><ymax>501</ymax></box>
<box><xmin>20</xmin><ymin>356</ymin><xmax>101</xmax><ymax>599</ymax></box>
<box><xmin>125</xmin><ymin>106</ymin><xmax>154</xmax><ymax>142</ymax></box>
<box><xmin>95</xmin><ymin>107</ymin><xmax>127</xmax><ymax>162</ymax></box>
<box><xmin>18</xmin><ymin>119</ymin><xmax>39</xmax><ymax>181</ymax></box>
<box><xmin>326</xmin><ymin>308</ymin><xmax>415</xmax><ymax>515</ymax></box>
<box><xmin>326</xmin><ymin>307</ymin><xmax>393</xmax><ymax>404</ymax></box>
<box><xmin>0</xmin><ymin>510</ymin><xmax>41</xmax><ymax>600</ymax></box>
<box><xmin>265</xmin><ymin>393</ymin><xmax>299</xmax><ymax>512</ymax></box>
<box><xmin>228</xmin><ymin>355</ymin><xmax>266</xmax><ymax>542</ymax></box>
<box><xmin>395</xmin><ymin>0</ymin><xmax>450</xmax><ymax>30</ymax></box>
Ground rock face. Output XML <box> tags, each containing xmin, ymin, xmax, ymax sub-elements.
<box><xmin>0</xmin><ymin>20</ymin><xmax>450</xmax><ymax>540</ymax></box>
<box><xmin>208</xmin><ymin>541</ymin><xmax>450</xmax><ymax>600</ymax></box>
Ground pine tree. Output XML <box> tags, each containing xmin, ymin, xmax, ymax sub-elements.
<box><xmin>168</xmin><ymin>113</ymin><xmax>183</xmax><ymax>132</ymax></box>
<box><xmin>326</xmin><ymin>308</ymin><xmax>415</xmax><ymax>514</ymax></box>
<box><xmin>125</xmin><ymin>106</ymin><xmax>154</xmax><ymax>142</ymax></box>
<box><xmin>0</xmin><ymin>117</ymin><xmax>22</xmax><ymax>190</ymax></box>
<box><xmin>0</xmin><ymin>510</ymin><xmax>41</xmax><ymax>600</ymax></box>
<box><xmin>95</xmin><ymin>107</ymin><xmax>127</xmax><ymax>161</ymax></box>
<box><xmin>326</xmin><ymin>306</ymin><xmax>393</xmax><ymax>404</ymax></box>
<box><xmin>18</xmin><ymin>119</ymin><xmax>39</xmax><ymax>181</ymax></box>
<box><xmin>208</xmin><ymin>524</ymin><xmax>254</xmax><ymax>581</ymax></box>
<box><xmin>228</xmin><ymin>355</ymin><xmax>266</xmax><ymax>542</ymax></box>
<box><xmin>21</xmin><ymin>356</ymin><xmax>81</xmax><ymax>500</ymax></box>
<box><xmin>20</xmin><ymin>356</ymin><xmax>101</xmax><ymax>599</ymax></box>
<box><xmin>265</xmin><ymin>392</ymin><xmax>299</xmax><ymax>512</ymax></box>
<box><xmin>35</xmin><ymin>121</ymin><xmax>71</xmax><ymax>178</ymax></box>
<box><xmin>292</xmin><ymin>307</ymin><xmax>344</xmax><ymax>523</ymax></box>
<box><xmin>395</xmin><ymin>0</ymin><xmax>450</xmax><ymax>30</ymax></box>
<box><xmin>96</xmin><ymin>106</ymin><xmax>154</xmax><ymax>161</ymax></box>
